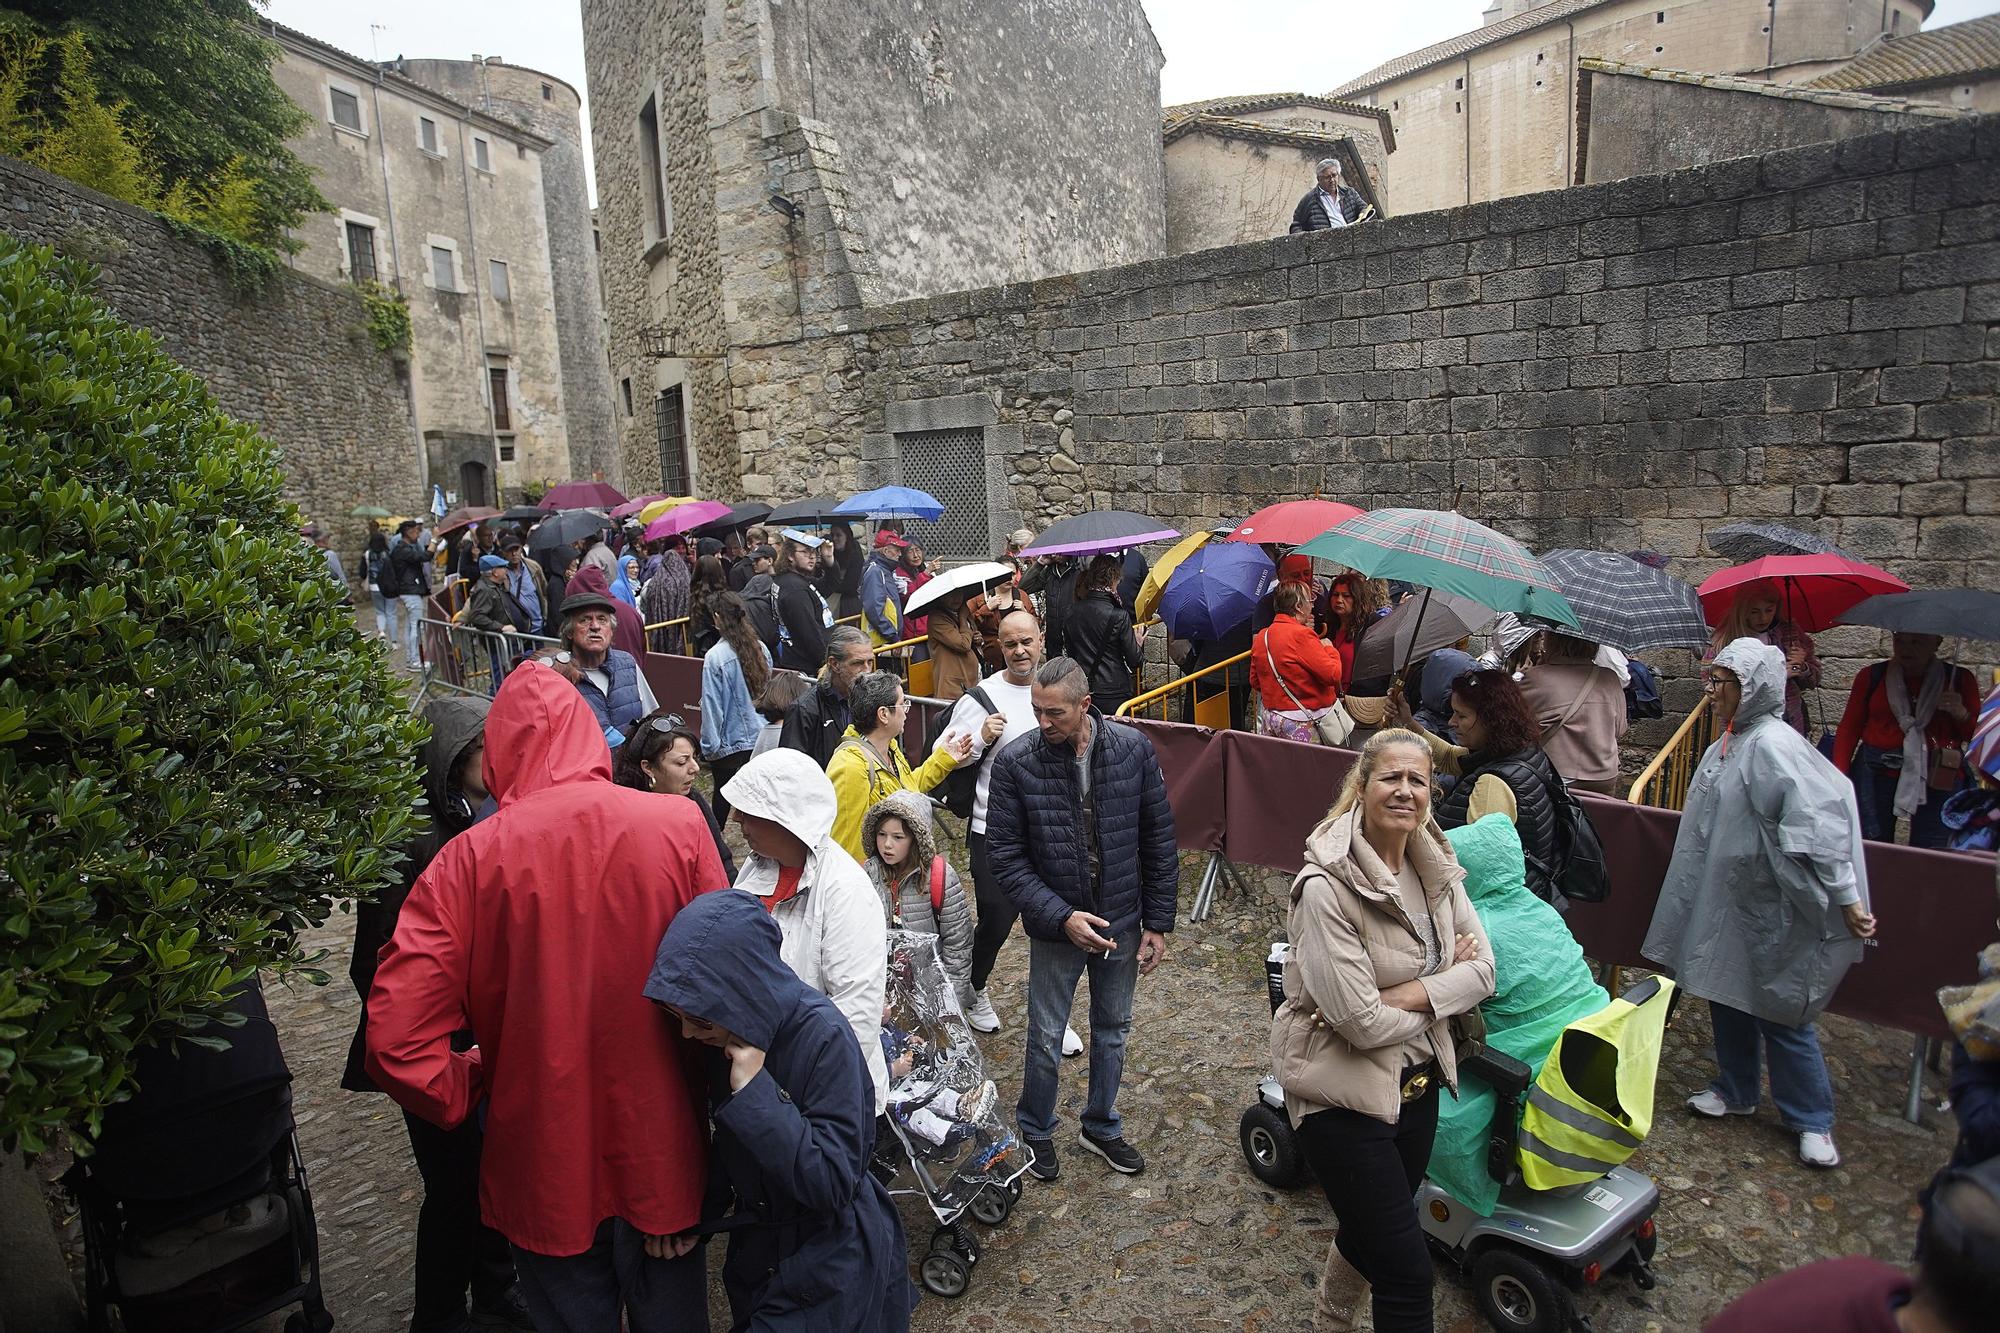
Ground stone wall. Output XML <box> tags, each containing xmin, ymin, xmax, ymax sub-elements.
<box><xmin>0</xmin><ymin>156</ymin><xmax>424</xmax><ymax>565</ymax></box>
<box><xmin>727</xmin><ymin>116</ymin><xmax>2000</xmax><ymax>717</ymax></box>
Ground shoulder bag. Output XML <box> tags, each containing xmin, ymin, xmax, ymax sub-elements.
<box><xmin>1265</xmin><ymin>633</ymin><xmax>1355</xmax><ymax>747</ymax></box>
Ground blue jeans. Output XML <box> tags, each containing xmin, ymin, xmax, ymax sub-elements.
<box><xmin>1851</xmin><ymin>743</ymin><xmax>1952</xmax><ymax>849</ymax></box>
<box><xmin>1707</xmin><ymin>1001</ymin><xmax>1836</xmax><ymax>1134</ymax></box>
<box><xmin>397</xmin><ymin>593</ymin><xmax>426</xmax><ymax>667</ymax></box>
<box><xmin>1017</xmin><ymin>922</ymin><xmax>1140</xmax><ymax>1142</ymax></box>
<box><xmin>369</xmin><ymin>587</ymin><xmax>392</xmax><ymax>639</ymax></box>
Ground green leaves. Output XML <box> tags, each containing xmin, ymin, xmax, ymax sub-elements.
<box><xmin>0</xmin><ymin>236</ymin><xmax>423</xmax><ymax>1153</ymax></box>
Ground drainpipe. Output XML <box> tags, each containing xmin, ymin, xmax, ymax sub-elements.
<box><xmin>456</xmin><ymin>114</ymin><xmax>503</xmax><ymax>504</ymax></box>
<box><xmin>1463</xmin><ymin>56</ymin><xmax>1473</xmax><ymax>206</ymax></box>
<box><xmin>367</xmin><ymin>50</ymin><xmax>428</xmax><ymax>494</ymax></box>
<box><xmin>1565</xmin><ymin>19</ymin><xmax>1577</xmax><ymax>186</ymax></box>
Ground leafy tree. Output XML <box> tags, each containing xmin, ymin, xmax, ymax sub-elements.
<box><xmin>0</xmin><ymin>235</ymin><xmax>424</xmax><ymax>1153</ymax></box>
<box><xmin>0</xmin><ymin>0</ymin><xmax>326</xmax><ymax>250</ymax></box>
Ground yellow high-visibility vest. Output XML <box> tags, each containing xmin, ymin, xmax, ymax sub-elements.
<box><xmin>1518</xmin><ymin>976</ymin><xmax>1675</xmax><ymax>1190</ymax></box>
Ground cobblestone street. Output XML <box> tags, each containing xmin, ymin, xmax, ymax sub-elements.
<box><xmin>261</xmin><ymin>847</ymin><xmax>1952</xmax><ymax>1333</ymax></box>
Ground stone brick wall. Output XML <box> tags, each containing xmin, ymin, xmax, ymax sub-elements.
<box><xmin>727</xmin><ymin>116</ymin><xmax>2000</xmax><ymax>728</ymax></box>
<box><xmin>0</xmin><ymin>156</ymin><xmax>424</xmax><ymax>568</ymax></box>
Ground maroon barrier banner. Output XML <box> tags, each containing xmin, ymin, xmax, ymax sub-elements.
<box><xmin>642</xmin><ymin>652</ymin><xmax>706</xmax><ymax>725</ymax></box>
<box><xmin>1127</xmin><ymin>719</ymin><xmax>1996</xmax><ymax>1042</ymax></box>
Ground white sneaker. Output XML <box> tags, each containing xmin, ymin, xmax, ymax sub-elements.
<box><xmin>965</xmin><ymin>988</ymin><xmax>1001</xmax><ymax>1034</ymax></box>
<box><xmin>1798</xmin><ymin>1131</ymin><xmax>1840</xmax><ymax>1167</ymax></box>
<box><xmin>1686</xmin><ymin>1090</ymin><xmax>1754</xmax><ymax>1118</ymax></box>
<box><xmin>1062</xmin><ymin>1026</ymin><xmax>1084</xmax><ymax>1057</ymax></box>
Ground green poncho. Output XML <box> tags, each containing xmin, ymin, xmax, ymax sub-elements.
<box><xmin>1430</xmin><ymin>814</ymin><xmax>1609</xmax><ymax>1215</ymax></box>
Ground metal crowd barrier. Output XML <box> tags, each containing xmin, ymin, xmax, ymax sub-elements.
<box><xmin>417</xmin><ymin>617</ymin><xmax>561</xmax><ymax>700</ymax></box>
<box><xmin>1626</xmin><ymin>695</ymin><xmax>1716</xmax><ymax>810</ymax></box>
<box><xmin>1116</xmin><ymin>650</ymin><xmax>1250</xmax><ymax>731</ymax></box>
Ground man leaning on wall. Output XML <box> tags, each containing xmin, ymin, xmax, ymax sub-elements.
<box><xmin>1290</xmin><ymin>158</ymin><xmax>1372</xmax><ymax>234</ymax></box>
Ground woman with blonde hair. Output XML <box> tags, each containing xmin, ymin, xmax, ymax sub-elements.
<box><xmin>1705</xmin><ymin>581</ymin><xmax>1819</xmax><ymax>734</ymax></box>
<box><xmin>1272</xmin><ymin>729</ymin><xmax>1496</xmax><ymax>1333</ymax></box>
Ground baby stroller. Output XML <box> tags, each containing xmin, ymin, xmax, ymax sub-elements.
<box><xmin>871</xmin><ymin>930</ymin><xmax>1028</xmax><ymax>1300</ymax></box>
<box><xmin>1241</xmin><ymin>944</ymin><xmax>1667</xmax><ymax>1333</ymax></box>
<box><xmin>68</xmin><ymin>978</ymin><xmax>333</xmax><ymax>1333</ymax></box>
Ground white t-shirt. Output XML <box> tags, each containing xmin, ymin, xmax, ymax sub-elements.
<box><xmin>943</xmin><ymin>672</ymin><xmax>1039</xmax><ymax>834</ymax></box>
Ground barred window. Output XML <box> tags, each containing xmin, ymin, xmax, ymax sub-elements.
<box><xmin>893</xmin><ymin>427</ymin><xmax>990</xmax><ymax>560</ymax></box>
<box><xmin>656</xmin><ymin>385</ymin><xmax>690</xmax><ymax>493</ymax></box>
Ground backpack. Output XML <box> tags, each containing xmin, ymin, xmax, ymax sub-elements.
<box><xmin>928</xmin><ymin>854</ymin><xmax>946</xmax><ymax>915</ymax></box>
<box><xmin>934</xmin><ymin>685</ymin><xmax>995</xmax><ymax>819</ymax></box>
<box><xmin>364</xmin><ymin>544</ymin><xmax>389</xmax><ymax>588</ymax></box>
<box><xmin>1525</xmin><ymin>776</ymin><xmax>1613</xmax><ymax>905</ymax></box>
<box><xmin>1624</xmin><ymin>660</ymin><xmax>1664</xmax><ymax>721</ymax></box>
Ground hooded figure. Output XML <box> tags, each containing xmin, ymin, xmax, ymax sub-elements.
<box><xmin>367</xmin><ymin>663</ymin><xmax>726</xmax><ymax>1300</ymax></box>
<box><xmin>609</xmin><ymin>553</ymin><xmax>642</xmax><ymax>609</ymax></box>
<box><xmin>644</xmin><ymin>891</ymin><xmax>913</xmax><ymax>1333</ymax></box>
<box><xmin>861</xmin><ymin>789</ymin><xmax>974</xmax><ymax>1008</ymax></box>
<box><xmin>721</xmin><ymin>748</ymin><xmax>890</xmax><ymax>1112</ymax></box>
<box><xmin>1414</xmin><ymin>648</ymin><xmax>1476</xmax><ymax>741</ymax></box>
<box><xmin>1429</xmin><ymin>815</ymin><xmax>1608</xmax><ymax>1216</ymax></box>
<box><xmin>1642</xmin><ymin>638</ymin><xmax>1870</xmax><ymax>1027</ymax></box>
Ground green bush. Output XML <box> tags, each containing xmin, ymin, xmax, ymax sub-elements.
<box><xmin>0</xmin><ymin>236</ymin><xmax>425</xmax><ymax>1153</ymax></box>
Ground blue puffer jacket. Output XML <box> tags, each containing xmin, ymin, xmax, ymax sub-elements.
<box><xmin>985</xmin><ymin>708</ymin><xmax>1179</xmax><ymax>942</ymax></box>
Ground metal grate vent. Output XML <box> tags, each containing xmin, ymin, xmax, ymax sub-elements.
<box><xmin>893</xmin><ymin>427</ymin><xmax>994</xmax><ymax>560</ymax></box>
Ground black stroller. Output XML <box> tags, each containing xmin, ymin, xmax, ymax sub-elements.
<box><xmin>68</xmin><ymin>979</ymin><xmax>333</xmax><ymax>1333</ymax></box>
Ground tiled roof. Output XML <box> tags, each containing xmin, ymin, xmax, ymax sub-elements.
<box><xmin>1579</xmin><ymin>57</ymin><xmax>1968</xmax><ymax>119</ymax></box>
<box><xmin>1805</xmin><ymin>14</ymin><xmax>2000</xmax><ymax>92</ymax></box>
<box><xmin>1163</xmin><ymin>112</ymin><xmax>1354</xmax><ymax>152</ymax></box>
<box><xmin>1162</xmin><ymin>93</ymin><xmax>1395</xmax><ymax>153</ymax></box>
<box><xmin>1328</xmin><ymin>0</ymin><xmax>1612</xmax><ymax>96</ymax></box>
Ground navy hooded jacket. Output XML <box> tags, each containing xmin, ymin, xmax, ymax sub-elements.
<box><xmin>644</xmin><ymin>891</ymin><xmax>911</xmax><ymax>1333</ymax></box>
<box><xmin>984</xmin><ymin>708</ymin><xmax>1179</xmax><ymax>943</ymax></box>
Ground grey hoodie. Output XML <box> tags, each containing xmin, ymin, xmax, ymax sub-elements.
<box><xmin>861</xmin><ymin>789</ymin><xmax>973</xmax><ymax>1007</ymax></box>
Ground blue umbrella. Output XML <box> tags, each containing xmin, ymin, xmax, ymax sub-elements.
<box><xmin>1159</xmin><ymin>543</ymin><xmax>1275</xmax><ymax>640</ymax></box>
<box><xmin>834</xmin><ymin>485</ymin><xmax>945</xmax><ymax>521</ymax></box>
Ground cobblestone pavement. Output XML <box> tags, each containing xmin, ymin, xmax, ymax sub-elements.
<box><xmin>268</xmin><ymin>853</ymin><xmax>1948</xmax><ymax>1333</ymax></box>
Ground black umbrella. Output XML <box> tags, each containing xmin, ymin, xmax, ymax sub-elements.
<box><xmin>1709</xmin><ymin>521</ymin><xmax>1853</xmax><ymax>563</ymax></box>
<box><xmin>499</xmin><ymin>504</ymin><xmax>546</xmax><ymax>524</ymax></box>
<box><xmin>1021</xmin><ymin>510</ymin><xmax>1180</xmax><ymax>558</ymax></box>
<box><xmin>1540</xmin><ymin>549</ymin><xmax>1710</xmax><ymax>654</ymax></box>
<box><xmin>692</xmin><ymin>501</ymin><xmax>774</xmax><ymax>537</ymax></box>
<box><xmin>526</xmin><ymin>508</ymin><xmax>609</xmax><ymax>551</ymax></box>
<box><xmin>1351</xmin><ymin>590</ymin><xmax>1493</xmax><ymax>682</ymax></box>
<box><xmin>1839</xmin><ymin>589</ymin><xmax>2000</xmax><ymax>642</ymax></box>
<box><xmin>766</xmin><ymin>495</ymin><xmax>845</xmax><ymax>525</ymax></box>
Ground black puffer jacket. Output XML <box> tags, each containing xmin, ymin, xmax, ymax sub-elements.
<box><xmin>1434</xmin><ymin>745</ymin><xmax>1563</xmax><ymax>902</ymax></box>
<box><xmin>1065</xmin><ymin>590</ymin><xmax>1144</xmax><ymax>712</ymax></box>
<box><xmin>985</xmin><ymin>708</ymin><xmax>1178</xmax><ymax>943</ymax></box>
<box><xmin>777</xmin><ymin>680</ymin><xmax>851</xmax><ymax>771</ymax></box>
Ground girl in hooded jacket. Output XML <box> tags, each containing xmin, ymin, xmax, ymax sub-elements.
<box><xmin>862</xmin><ymin>790</ymin><xmax>974</xmax><ymax>1010</ymax></box>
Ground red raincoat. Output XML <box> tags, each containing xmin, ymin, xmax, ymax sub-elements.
<box><xmin>366</xmin><ymin>664</ymin><xmax>727</xmax><ymax>1256</ymax></box>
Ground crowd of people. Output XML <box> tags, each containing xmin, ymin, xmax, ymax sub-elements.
<box><xmin>330</xmin><ymin>500</ymin><xmax>1998</xmax><ymax>1333</ymax></box>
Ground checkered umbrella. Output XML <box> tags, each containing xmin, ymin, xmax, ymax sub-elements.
<box><xmin>1538</xmin><ymin>549</ymin><xmax>1709</xmax><ymax>654</ymax></box>
<box><xmin>1708</xmin><ymin>522</ymin><xmax>1853</xmax><ymax>563</ymax></box>
<box><xmin>1293</xmin><ymin>509</ymin><xmax>1579</xmax><ymax>629</ymax></box>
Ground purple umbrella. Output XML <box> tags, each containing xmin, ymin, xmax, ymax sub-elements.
<box><xmin>539</xmin><ymin>480</ymin><xmax>627</xmax><ymax>512</ymax></box>
<box><xmin>1158</xmin><ymin>543</ymin><xmax>1275</xmax><ymax>640</ymax></box>
<box><xmin>1021</xmin><ymin>510</ymin><xmax>1180</xmax><ymax>559</ymax></box>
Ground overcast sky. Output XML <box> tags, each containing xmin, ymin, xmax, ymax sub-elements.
<box><xmin>263</xmin><ymin>0</ymin><xmax>2000</xmax><ymax>203</ymax></box>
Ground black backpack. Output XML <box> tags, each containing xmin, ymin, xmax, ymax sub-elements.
<box><xmin>1525</xmin><ymin>776</ymin><xmax>1612</xmax><ymax>905</ymax></box>
<box><xmin>934</xmin><ymin>685</ymin><xmax>995</xmax><ymax>819</ymax></box>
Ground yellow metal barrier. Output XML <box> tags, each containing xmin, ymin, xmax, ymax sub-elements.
<box><xmin>834</xmin><ymin>613</ymin><xmax>864</xmax><ymax>628</ymax></box>
<box><xmin>643</xmin><ymin>615</ymin><xmax>690</xmax><ymax>633</ymax></box>
<box><xmin>873</xmin><ymin>633</ymin><xmax>934</xmax><ymax>697</ymax></box>
<box><xmin>1115</xmin><ymin>650</ymin><xmax>1250</xmax><ymax>731</ymax></box>
<box><xmin>1627</xmin><ymin>695</ymin><xmax>1716</xmax><ymax>810</ymax></box>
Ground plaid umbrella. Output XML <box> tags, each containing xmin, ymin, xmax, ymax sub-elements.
<box><xmin>1539</xmin><ymin>549</ymin><xmax>1709</xmax><ymax>654</ymax></box>
<box><xmin>1293</xmin><ymin>509</ymin><xmax>1579</xmax><ymax>628</ymax></box>
<box><xmin>1709</xmin><ymin>522</ymin><xmax>1853</xmax><ymax>562</ymax></box>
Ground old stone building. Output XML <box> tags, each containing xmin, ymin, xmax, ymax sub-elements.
<box><xmin>1328</xmin><ymin>0</ymin><xmax>1932</xmax><ymax>215</ymax></box>
<box><xmin>1163</xmin><ymin>95</ymin><xmax>1394</xmax><ymax>254</ymax></box>
<box><xmin>266</xmin><ymin>23</ymin><xmax>603</xmax><ymax>505</ymax></box>
<box><xmin>582</xmin><ymin>0</ymin><xmax>1168</xmax><ymax>533</ymax></box>
<box><xmin>1804</xmin><ymin>12</ymin><xmax>2000</xmax><ymax>112</ymax></box>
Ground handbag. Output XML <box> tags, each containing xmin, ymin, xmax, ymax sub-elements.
<box><xmin>1265</xmin><ymin>633</ymin><xmax>1354</xmax><ymax>746</ymax></box>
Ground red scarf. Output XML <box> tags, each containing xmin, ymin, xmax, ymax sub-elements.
<box><xmin>762</xmin><ymin>864</ymin><xmax>805</xmax><ymax>913</ymax></box>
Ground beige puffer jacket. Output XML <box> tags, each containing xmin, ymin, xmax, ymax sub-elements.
<box><xmin>1271</xmin><ymin>805</ymin><xmax>1496</xmax><ymax>1127</ymax></box>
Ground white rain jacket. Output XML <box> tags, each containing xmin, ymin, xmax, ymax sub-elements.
<box><xmin>722</xmin><ymin>748</ymin><xmax>889</xmax><ymax>1112</ymax></box>
<box><xmin>1641</xmin><ymin>638</ymin><xmax>1869</xmax><ymax>1027</ymax></box>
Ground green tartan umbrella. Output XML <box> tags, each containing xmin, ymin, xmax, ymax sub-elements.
<box><xmin>1295</xmin><ymin>507</ymin><xmax>1580</xmax><ymax>631</ymax></box>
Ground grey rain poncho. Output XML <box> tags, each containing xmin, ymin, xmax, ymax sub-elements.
<box><xmin>1641</xmin><ymin>637</ymin><xmax>1869</xmax><ymax>1026</ymax></box>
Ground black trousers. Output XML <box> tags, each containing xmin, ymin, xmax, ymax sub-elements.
<box><xmin>509</xmin><ymin>1217</ymin><xmax>708</xmax><ymax>1333</ymax></box>
<box><xmin>402</xmin><ymin>1110</ymin><xmax>517</xmax><ymax>1331</ymax></box>
<box><xmin>707</xmin><ymin>748</ymin><xmax>752</xmax><ymax>826</ymax></box>
<box><xmin>1296</xmin><ymin>1089</ymin><xmax>1441</xmax><ymax>1333</ymax></box>
<box><xmin>966</xmin><ymin>831</ymin><xmax>1018</xmax><ymax>992</ymax></box>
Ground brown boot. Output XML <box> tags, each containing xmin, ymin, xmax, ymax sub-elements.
<box><xmin>1313</xmin><ymin>1243</ymin><xmax>1370</xmax><ymax>1333</ymax></box>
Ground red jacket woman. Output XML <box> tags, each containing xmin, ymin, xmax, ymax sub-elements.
<box><xmin>1249</xmin><ymin>583</ymin><xmax>1344</xmax><ymax>742</ymax></box>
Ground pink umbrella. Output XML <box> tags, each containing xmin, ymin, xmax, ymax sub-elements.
<box><xmin>644</xmin><ymin>501</ymin><xmax>733</xmax><ymax>541</ymax></box>
<box><xmin>609</xmin><ymin>493</ymin><xmax>667</xmax><ymax>520</ymax></box>
<box><xmin>539</xmin><ymin>480</ymin><xmax>627</xmax><ymax>512</ymax></box>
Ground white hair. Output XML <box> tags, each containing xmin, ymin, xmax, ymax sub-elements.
<box><xmin>1316</xmin><ymin>158</ymin><xmax>1342</xmax><ymax>174</ymax></box>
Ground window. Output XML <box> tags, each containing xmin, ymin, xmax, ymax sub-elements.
<box><xmin>419</xmin><ymin>115</ymin><xmax>439</xmax><ymax>154</ymax></box>
<box><xmin>893</xmin><ymin>427</ymin><xmax>989</xmax><ymax>559</ymax></box>
<box><xmin>1454</xmin><ymin>76</ymin><xmax>1464</xmax><ymax>90</ymax></box>
<box><xmin>655</xmin><ymin>385</ymin><xmax>690</xmax><ymax>493</ymax></box>
<box><xmin>489</xmin><ymin>367</ymin><xmax>512</xmax><ymax>431</ymax></box>
<box><xmin>498</xmin><ymin>439</ymin><xmax>516</xmax><ymax>462</ymax></box>
<box><xmin>638</xmin><ymin>95</ymin><xmax>669</xmax><ymax>244</ymax></box>
<box><xmin>473</xmin><ymin>136</ymin><xmax>492</xmax><ymax>172</ymax></box>
<box><xmin>329</xmin><ymin>86</ymin><xmax>362</xmax><ymax>132</ymax></box>
<box><xmin>620</xmin><ymin>378</ymin><xmax>634</xmax><ymax>416</ymax></box>
<box><xmin>488</xmin><ymin>258</ymin><xmax>510</xmax><ymax>301</ymax></box>
<box><xmin>1656</xmin><ymin>10</ymin><xmax>1666</xmax><ymax>21</ymax></box>
<box><xmin>344</xmin><ymin>221</ymin><xmax>378</xmax><ymax>284</ymax></box>
<box><xmin>430</xmin><ymin>244</ymin><xmax>456</xmax><ymax>290</ymax></box>
<box><xmin>541</xmin><ymin>82</ymin><xmax>553</xmax><ymax>100</ymax></box>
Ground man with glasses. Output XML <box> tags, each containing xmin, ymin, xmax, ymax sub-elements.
<box><xmin>779</xmin><ymin>624</ymin><xmax>875</xmax><ymax>769</ymax></box>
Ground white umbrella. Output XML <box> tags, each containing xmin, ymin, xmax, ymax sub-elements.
<box><xmin>903</xmin><ymin>561</ymin><xmax>1015</xmax><ymax>619</ymax></box>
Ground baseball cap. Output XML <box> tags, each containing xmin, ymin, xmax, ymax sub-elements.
<box><xmin>780</xmin><ymin>527</ymin><xmax>825</xmax><ymax>549</ymax></box>
<box><xmin>478</xmin><ymin>554</ymin><xmax>508</xmax><ymax>572</ymax></box>
<box><xmin>751</xmin><ymin>544</ymin><xmax>777</xmax><ymax>561</ymax></box>
<box><xmin>873</xmin><ymin>529</ymin><xmax>910</xmax><ymax>550</ymax></box>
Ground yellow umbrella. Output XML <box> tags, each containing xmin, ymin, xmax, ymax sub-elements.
<box><xmin>1135</xmin><ymin>528</ymin><xmax>1220</xmax><ymax>622</ymax></box>
<box><xmin>636</xmin><ymin>496</ymin><xmax>697</xmax><ymax>524</ymax></box>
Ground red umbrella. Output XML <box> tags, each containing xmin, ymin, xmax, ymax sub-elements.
<box><xmin>434</xmin><ymin>505</ymin><xmax>501</xmax><ymax>536</ymax></box>
<box><xmin>609</xmin><ymin>493</ymin><xmax>667</xmax><ymax>520</ymax></box>
<box><xmin>1227</xmin><ymin>499</ymin><xmax>1365</xmax><ymax>547</ymax></box>
<box><xmin>539</xmin><ymin>480</ymin><xmax>627</xmax><ymax>512</ymax></box>
<box><xmin>1697</xmin><ymin>554</ymin><xmax>1909</xmax><ymax>633</ymax></box>
<box><xmin>644</xmin><ymin>500</ymin><xmax>733</xmax><ymax>542</ymax></box>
